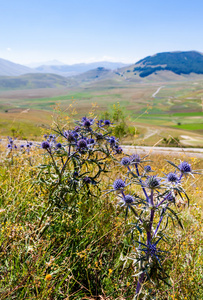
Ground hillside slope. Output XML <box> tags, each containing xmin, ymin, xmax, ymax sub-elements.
<box><xmin>0</xmin><ymin>58</ymin><xmax>33</xmax><ymax>76</ymax></box>
<box><xmin>0</xmin><ymin>73</ymin><xmax>75</xmax><ymax>90</ymax></box>
<box><xmin>120</xmin><ymin>51</ymin><xmax>203</xmax><ymax>79</ymax></box>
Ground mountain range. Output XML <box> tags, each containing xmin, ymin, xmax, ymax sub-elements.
<box><xmin>0</xmin><ymin>59</ymin><xmax>127</xmax><ymax>77</ymax></box>
<box><xmin>0</xmin><ymin>51</ymin><xmax>203</xmax><ymax>89</ymax></box>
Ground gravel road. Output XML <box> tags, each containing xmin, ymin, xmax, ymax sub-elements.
<box><xmin>122</xmin><ymin>145</ymin><xmax>203</xmax><ymax>158</ymax></box>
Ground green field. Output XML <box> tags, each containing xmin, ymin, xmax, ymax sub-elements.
<box><xmin>0</xmin><ymin>79</ymin><xmax>203</xmax><ymax>145</ymax></box>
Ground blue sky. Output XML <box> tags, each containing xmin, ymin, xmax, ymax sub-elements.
<box><xmin>1</xmin><ymin>0</ymin><xmax>203</xmax><ymax>65</ymax></box>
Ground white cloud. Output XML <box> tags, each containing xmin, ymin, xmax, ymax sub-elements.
<box><xmin>7</xmin><ymin>48</ymin><xmax>12</xmax><ymax>52</ymax></box>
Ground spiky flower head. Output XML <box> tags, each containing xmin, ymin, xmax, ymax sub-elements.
<box><xmin>56</xmin><ymin>143</ymin><xmax>62</xmax><ymax>148</ymax></box>
<box><xmin>147</xmin><ymin>243</ymin><xmax>157</xmax><ymax>256</ymax></box>
<box><xmin>64</xmin><ymin>131</ymin><xmax>75</xmax><ymax>142</ymax></box>
<box><xmin>97</xmin><ymin>119</ymin><xmax>103</xmax><ymax>126</ymax></box>
<box><xmin>144</xmin><ymin>165</ymin><xmax>152</xmax><ymax>172</ymax></box>
<box><xmin>41</xmin><ymin>141</ymin><xmax>50</xmax><ymax>149</ymax></box>
<box><xmin>167</xmin><ymin>172</ymin><xmax>179</xmax><ymax>183</ymax></box>
<box><xmin>83</xmin><ymin>176</ymin><xmax>91</xmax><ymax>184</ymax></box>
<box><xmin>72</xmin><ymin>131</ymin><xmax>79</xmax><ymax>139</ymax></box>
<box><xmin>130</xmin><ymin>154</ymin><xmax>140</xmax><ymax>163</ymax></box>
<box><xmin>83</xmin><ymin>119</ymin><xmax>91</xmax><ymax>128</ymax></box>
<box><xmin>104</xmin><ymin>119</ymin><xmax>111</xmax><ymax>126</ymax></box>
<box><xmin>113</xmin><ymin>179</ymin><xmax>125</xmax><ymax>190</ymax></box>
<box><xmin>178</xmin><ymin>161</ymin><xmax>192</xmax><ymax>174</ymax></box>
<box><xmin>115</xmin><ymin>146</ymin><xmax>122</xmax><ymax>154</ymax></box>
<box><xmin>77</xmin><ymin>139</ymin><xmax>87</xmax><ymax>149</ymax></box>
<box><xmin>74</xmin><ymin>126</ymin><xmax>81</xmax><ymax>132</ymax></box>
<box><xmin>73</xmin><ymin>171</ymin><xmax>79</xmax><ymax>177</ymax></box>
<box><xmin>87</xmin><ymin>138</ymin><xmax>95</xmax><ymax>144</ymax></box>
<box><xmin>109</xmin><ymin>136</ymin><xmax>116</xmax><ymax>145</ymax></box>
<box><xmin>146</xmin><ymin>176</ymin><xmax>161</xmax><ymax>190</ymax></box>
<box><xmin>121</xmin><ymin>157</ymin><xmax>131</xmax><ymax>166</ymax></box>
<box><xmin>124</xmin><ymin>194</ymin><xmax>135</xmax><ymax>204</ymax></box>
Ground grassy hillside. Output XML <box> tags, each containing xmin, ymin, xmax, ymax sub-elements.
<box><xmin>129</xmin><ymin>51</ymin><xmax>203</xmax><ymax>78</ymax></box>
<box><xmin>0</xmin><ymin>58</ymin><xmax>33</xmax><ymax>76</ymax></box>
<box><xmin>0</xmin><ymin>73</ymin><xmax>78</xmax><ymax>91</ymax></box>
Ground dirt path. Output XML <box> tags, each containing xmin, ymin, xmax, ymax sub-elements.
<box><xmin>122</xmin><ymin>145</ymin><xmax>203</xmax><ymax>158</ymax></box>
<box><xmin>152</xmin><ymin>86</ymin><xmax>165</xmax><ymax>98</ymax></box>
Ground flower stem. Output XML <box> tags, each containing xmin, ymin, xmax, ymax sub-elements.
<box><xmin>136</xmin><ymin>272</ymin><xmax>145</xmax><ymax>295</ymax></box>
<box><xmin>135</xmin><ymin>163</ymin><xmax>149</xmax><ymax>202</ymax></box>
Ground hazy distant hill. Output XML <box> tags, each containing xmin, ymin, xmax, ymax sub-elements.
<box><xmin>0</xmin><ymin>73</ymin><xmax>75</xmax><ymax>90</ymax></box>
<box><xmin>120</xmin><ymin>51</ymin><xmax>203</xmax><ymax>78</ymax></box>
<box><xmin>34</xmin><ymin>61</ymin><xmax>127</xmax><ymax>76</ymax></box>
<box><xmin>0</xmin><ymin>68</ymin><xmax>112</xmax><ymax>90</ymax></box>
<box><xmin>71</xmin><ymin>67</ymin><xmax>113</xmax><ymax>84</ymax></box>
<box><xmin>0</xmin><ymin>58</ymin><xmax>127</xmax><ymax>77</ymax></box>
<box><xmin>1</xmin><ymin>51</ymin><xmax>203</xmax><ymax>90</ymax></box>
<box><xmin>0</xmin><ymin>58</ymin><xmax>33</xmax><ymax>76</ymax></box>
<box><xmin>26</xmin><ymin>60</ymin><xmax>65</xmax><ymax>68</ymax></box>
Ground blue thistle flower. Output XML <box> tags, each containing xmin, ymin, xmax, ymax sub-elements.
<box><xmin>144</xmin><ymin>165</ymin><xmax>152</xmax><ymax>172</ymax></box>
<box><xmin>104</xmin><ymin>119</ymin><xmax>111</xmax><ymax>126</ymax></box>
<box><xmin>56</xmin><ymin>143</ymin><xmax>62</xmax><ymax>148</ymax></box>
<box><xmin>83</xmin><ymin>176</ymin><xmax>91</xmax><ymax>184</ymax></box>
<box><xmin>167</xmin><ymin>172</ymin><xmax>179</xmax><ymax>183</ymax></box>
<box><xmin>73</xmin><ymin>171</ymin><xmax>79</xmax><ymax>177</ymax></box>
<box><xmin>41</xmin><ymin>141</ymin><xmax>50</xmax><ymax>150</ymax></box>
<box><xmin>64</xmin><ymin>131</ymin><xmax>75</xmax><ymax>142</ymax></box>
<box><xmin>77</xmin><ymin>139</ymin><xmax>87</xmax><ymax>149</ymax></box>
<box><xmin>124</xmin><ymin>194</ymin><xmax>135</xmax><ymax>204</ymax></box>
<box><xmin>178</xmin><ymin>161</ymin><xmax>192</xmax><ymax>174</ymax></box>
<box><xmin>115</xmin><ymin>147</ymin><xmax>123</xmax><ymax>154</ymax></box>
<box><xmin>145</xmin><ymin>176</ymin><xmax>161</xmax><ymax>190</ymax></box>
<box><xmin>113</xmin><ymin>179</ymin><xmax>125</xmax><ymax>190</ymax></box>
<box><xmin>83</xmin><ymin>119</ymin><xmax>91</xmax><ymax>127</ymax></box>
<box><xmin>97</xmin><ymin>119</ymin><xmax>103</xmax><ymax>127</ymax></box>
<box><xmin>87</xmin><ymin>138</ymin><xmax>95</xmax><ymax>144</ymax></box>
<box><xmin>121</xmin><ymin>157</ymin><xmax>131</xmax><ymax>166</ymax></box>
<box><xmin>108</xmin><ymin>136</ymin><xmax>116</xmax><ymax>145</ymax></box>
<box><xmin>130</xmin><ymin>154</ymin><xmax>140</xmax><ymax>163</ymax></box>
<box><xmin>74</xmin><ymin>126</ymin><xmax>81</xmax><ymax>132</ymax></box>
<box><xmin>72</xmin><ymin>131</ymin><xmax>79</xmax><ymax>139</ymax></box>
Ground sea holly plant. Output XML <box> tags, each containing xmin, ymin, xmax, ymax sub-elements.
<box><xmin>37</xmin><ymin>116</ymin><xmax>122</xmax><ymax>228</ymax></box>
<box><xmin>109</xmin><ymin>156</ymin><xmax>200</xmax><ymax>298</ymax></box>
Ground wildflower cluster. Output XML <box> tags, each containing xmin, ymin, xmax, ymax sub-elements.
<box><xmin>108</xmin><ymin>155</ymin><xmax>199</xmax><ymax>297</ymax></box>
<box><xmin>38</xmin><ymin>116</ymin><xmax>122</xmax><ymax>210</ymax></box>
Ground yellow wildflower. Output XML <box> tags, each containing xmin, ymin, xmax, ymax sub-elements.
<box><xmin>45</xmin><ymin>274</ymin><xmax>52</xmax><ymax>281</ymax></box>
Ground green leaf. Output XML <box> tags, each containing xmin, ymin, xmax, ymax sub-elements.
<box><xmin>166</xmin><ymin>207</ymin><xmax>183</xmax><ymax>229</ymax></box>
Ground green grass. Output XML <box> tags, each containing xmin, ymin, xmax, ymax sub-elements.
<box><xmin>0</xmin><ymin>79</ymin><xmax>203</xmax><ymax>142</ymax></box>
<box><xmin>173</xmin><ymin>123</ymin><xmax>203</xmax><ymax>131</ymax></box>
<box><xmin>0</xmin><ymin>143</ymin><xmax>202</xmax><ymax>299</ymax></box>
